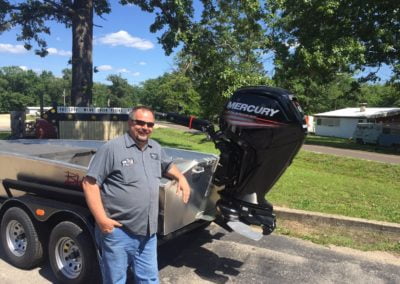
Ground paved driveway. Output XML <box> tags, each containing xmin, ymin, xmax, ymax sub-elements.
<box><xmin>1</xmin><ymin>223</ymin><xmax>399</xmax><ymax>283</ymax></box>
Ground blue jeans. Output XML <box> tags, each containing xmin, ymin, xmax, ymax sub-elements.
<box><xmin>95</xmin><ymin>226</ymin><xmax>159</xmax><ymax>284</ymax></box>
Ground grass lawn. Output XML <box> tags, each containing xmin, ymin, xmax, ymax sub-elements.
<box><xmin>0</xmin><ymin>132</ymin><xmax>10</xmax><ymax>139</ymax></box>
<box><xmin>152</xmin><ymin>128</ymin><xmax>219</xmax><ymax>154</ymax></box>
<box><xmin>268</xmin><ymin>150</ymin><xmax>400</xmax><ymax>223</ymax></box>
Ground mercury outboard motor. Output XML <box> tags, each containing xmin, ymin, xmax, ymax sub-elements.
<box><xmin>212</xmin><ymin>86</ymin><xmax>307</xmax><ymax>238</ymax></box>
<box><xmin>157</xmin><ymin>86</ymin><xmax>307</xmax><ymax>239</ymax></box>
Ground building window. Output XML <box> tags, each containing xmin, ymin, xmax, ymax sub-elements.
<box><xmin>319</xmin><ymin>118</ymin><xmax>340</xmax><ymax>127</ymax></box>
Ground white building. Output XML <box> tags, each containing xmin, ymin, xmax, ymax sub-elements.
<box><xmin>314</xmin><ymin>106</ymin><xmax>400</xmax><ymax>139</ymax></box>
<box><xmin>26</xmin><ymin>106</ymin><xmax>52</xmax><ymax>115</ymax></box>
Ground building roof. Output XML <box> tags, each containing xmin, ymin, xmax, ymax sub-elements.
<box><xmin>314</xmin><ymin>107</ymin><xmax>400</xmax><ymax>119</ymax></box>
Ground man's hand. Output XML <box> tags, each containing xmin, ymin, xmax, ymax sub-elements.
<box><xmin>97</xmin><ymin>217</ymin><xmax>123</xmax><ymax>234</ymax></box>
<box><xmin>176</xmin><ymin>176</ymin><xmax>191</xmax><ymax>203</ymax></box>
<box><xmin>82</xmin><ymin>176</ymin><xmax>123</xmax><ymax>233</ymax></box>
<box><xmin>166</xmin><ymin>164</ymin><xmax>191</xmax><ymax>203</ymax></box>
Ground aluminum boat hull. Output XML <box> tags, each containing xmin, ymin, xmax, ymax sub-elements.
<box><xmin>0</xmin><ymin>139</ymin><xmax>219</xmax><ymax>235</ymax></box>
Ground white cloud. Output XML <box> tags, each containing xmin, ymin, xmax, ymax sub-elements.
<box><xmin>97</xmin><ymin>65</ymin><xmax>113</xmax><ymax>71</ymax></box>
<box><xmin>138</xmin><ymin>61</ymin><xmax>147</xmax><ymax>66</ymax></box>
<box><xmin>132</xmin><ymin>72</ymin><xmax>140</xmax><ymax>77</ymax></box>
<box><xmin>19</xmin><ymin>66</ymin><xmax>28</xmax><ymax>71</ymax></box>
<box><xmin>47</xmin><ymin>47</ymin><xmax>72</xmax><ymax>56</ymax></box>
<box><xmin>117</xmin><ymin>68</ymin><xmax>130</xmax><ymax>73</ymax></box>
<box><xmin>0</xmin><ymin>43</ymin><xmax>27</xmax><ymax>54</ymax></box>
<box><xmin>97</xmin><ymin>30</ymin><xmax>154</xmax><ymax>50</ymax></box>
<box><xmin>0</xmin><ymin>44</ymin><xmax>71</xmax><ymax>56</ymax></box>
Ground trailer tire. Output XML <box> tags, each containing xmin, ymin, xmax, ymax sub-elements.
<box><xmin>48</xmin><ymin>221</ymin><xmax>100</xmax><ymax>284</ymax></box>
<box><xmin>0</xmin><ymin>207</ymin><xmax>44</xmax><ymax>269</ymax></box>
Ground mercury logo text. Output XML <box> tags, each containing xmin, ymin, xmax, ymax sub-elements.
<box><xmin>227</xmin><ymin>102</ymin><xmax>280</xmax><ymax>117</ymax></box>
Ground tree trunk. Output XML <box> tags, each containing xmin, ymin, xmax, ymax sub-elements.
<box><xmin>71</xmin><ymin>0</ymin><xmax>93</xmax><ymax>106</ymax></box>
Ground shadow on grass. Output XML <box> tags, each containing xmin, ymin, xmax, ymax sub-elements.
<box><xmin>186</xmin><ymin>132</ymin><xmax>213</xmax><ymax>144</ymax></box>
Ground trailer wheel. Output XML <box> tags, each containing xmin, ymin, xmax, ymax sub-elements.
<box><xmin>0</xmin><ymin>207</ymin><xmax>43</xmax><ymax>268</ymax></box>
<box><xmin>48</xmin><ymin>221</ymin><xmax>100</xmax><ymax>284</ymax></box>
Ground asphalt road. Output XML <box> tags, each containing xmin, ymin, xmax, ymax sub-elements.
<box><xmin>1</xmin><ymin>223</ymin><xmax>399</xmax><ymax>283</ymax></box>
<box><xmin>302</xmin><ymin>144</ymin><xmax>400</xmax><ymax>164</ymax></box>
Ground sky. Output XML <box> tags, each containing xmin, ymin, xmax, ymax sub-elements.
<box><xmin>0</xmin><ymin>3</ymin><xmax>178</xmax><ymax>85</ymax></box>
<box><xmin>0</xmin><ymin>2</ymin><xmax>393</xmax><ymax>86</ymax></box>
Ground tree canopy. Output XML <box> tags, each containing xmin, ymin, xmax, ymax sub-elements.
<box><xmin>1</xmin><ymin>0</ymin><xmax>399</xmax><ymax>114</ymax></box>
<box><xmin>0</xmin><ymin>0</ymin><xmax>112</xmax><ymax>106</ymax></box>
<box><xmin>171</xmin><ymin>0</ymin><xmax>272</xmax><ymax>118</ymax></box>
<box><xmin>267</xmin><ymin>0</ymin><xmax>400</xmax><ymax>86</ymax></box>
<box><xmin>0</xmin><ymin>0</ymin><xmax>193</xmax><ymax>106</ymax></box>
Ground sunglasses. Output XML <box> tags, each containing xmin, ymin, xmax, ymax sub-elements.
<box><xmin>131</xmin><ymin>119</ymin><xmax>155</xmax><ymax>128</ymax></box>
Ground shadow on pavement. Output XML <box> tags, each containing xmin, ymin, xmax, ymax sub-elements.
<box><xmin>1</xmin><ymin>224</ymin><xmax>243</xmax><ymax>283</ymax></box>
<box><xmin>157</xmin><ymin>225</ymin><xmax>243</xmax><ymax>283</ymax></box>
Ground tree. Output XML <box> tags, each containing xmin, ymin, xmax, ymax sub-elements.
<box><xmin>0</xmin><ymin>66</ymin><xmax>71</xmax><ymax>111</ymax></box>
<box><xmin>359</xmin><ymin>84</ymin><xmax>400</xmax><ymax>107</ymax></box>
<box><xmin>139</xmin><ymin>72</ymin><xmax>201</xmax><ymax>115</ymax></box>
<box><xmin>267</xmin><ymin>0</ymin><xmax>400</xmax><ymax>88</ymax></box>
<box><xmin>172</xmin><ymin>0</ymin><xmax>272</xmax><ymax>117</ymax></box>
<box><xmin>1</xmin><ymin>0</ymin><xmax>200</xmax><ymax>107</ymax></box>
<box><xmin>0</xmin><ymin>67</ymin><xmax>38</xmax><ymax>111</ymax></box>
<box><xmin>61</xmin><ymin>68</ymin><xmax>72</xmax><ymax>106</ymax></box>
<box><xmin>36</xmin><ymin>71</ymin><xmax>66</xmax><ymax>106</ymax></box>
<box><xmin>123</xmin><ymin>0</ymin><xmax>194</xmax><ymax>56</ymax></box>
<box><xmin>0</xmin><ymin>0</ymin><xmax>111</xmax><ymax>106</ymax></box>
<box><xmin>106</xmin><ymin>74</ymin><xmax>138</xmax><ymax>107</ymax></box>
<box><xmin>92</xmin><ymin>82</ymin><xmax>109</xmax><ymax>107</ymax></box>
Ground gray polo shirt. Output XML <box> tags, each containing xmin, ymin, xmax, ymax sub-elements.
<box><xmin>86</xmin><ymin>132</ymin><xmax>172</xmax><ymax>236</ymax></box>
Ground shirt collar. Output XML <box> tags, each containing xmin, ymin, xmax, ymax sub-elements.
<box><xmin>124</xmin><ymin>132</ymin><xmax>154</xmax><ymax>149</ymax></box>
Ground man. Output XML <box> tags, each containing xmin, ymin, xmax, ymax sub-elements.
<box><xmin>82</xmin><ymin>106</ymin><xmax>190</xmax><ymax>283</ymax></box>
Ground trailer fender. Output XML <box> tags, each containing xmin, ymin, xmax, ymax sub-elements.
<box><xmin>0</xmin><ymin>195</ymin><xmax>94</xmax><ymax>237</ymax></box>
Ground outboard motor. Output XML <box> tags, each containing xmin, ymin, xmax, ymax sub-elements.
<box><xmin>156</xmin><ymin>86</ymin><xmax>307</xmax><ymax>239</ymax></box>
<box><xmin>213</xmin><ymin>86</ymin><xmax>307</xmax><ymax>237</ymax></box>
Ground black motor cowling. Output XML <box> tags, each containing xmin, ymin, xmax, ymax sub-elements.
<box><xmin>214</xmin><ymin>86</ymin><xmax>307</xmax><ymax>235</ymax></box>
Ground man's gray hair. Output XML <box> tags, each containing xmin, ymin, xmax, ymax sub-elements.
<box><xmin>129</xmin><ymin>106</ymin><xmax>155</xmax><ymax>120</ymax></box>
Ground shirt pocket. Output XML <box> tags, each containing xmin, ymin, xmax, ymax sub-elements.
<box><xmin>121</xmin><ymin>165</ymin><xmax>137</xmax><ymax>184</ymax></box>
